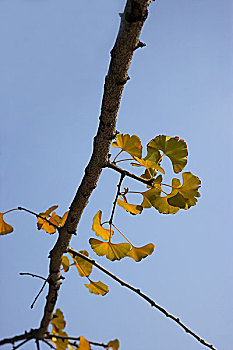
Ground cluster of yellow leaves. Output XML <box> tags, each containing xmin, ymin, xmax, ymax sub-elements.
<box><xmin>89</xmin><ymin>211</ymin><xmax>155</xmax><ymax>262</ymax></box>
<box><xmin>62</xmin><ymin>250</ymin><xmax>109</xmax><ymax>296</ymax></box>
<box><xmin>112</xmin><ymin>134</ymin><xmax>201</xmax><ymax>215</ymax></box>
<box><xmin>37</xmin><ymin>205</ymin><xmax>68</xmax><ymax>234</ymax></box>
<box><xmin>0</xmin><ymin>212</ymin><xmax>14</xmax><ymax>235</ymax></box>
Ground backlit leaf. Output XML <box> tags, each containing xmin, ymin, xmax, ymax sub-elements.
<box><xmin>112</xmin><ymin>134</ymin><xmax>142</xmax><ymax>158</ymax></box>
<box><xmin>117</xmin><ymin>199</ymin><xmax>143</xmax><ymax>215</ymax></box>
<box><xmin>133</xmin><ymin>157</ymin><xmax>165</xmax><ymax>174</ymax></box>
<box><xmin>127</xmin><ymin>243</ymin><xmax>155</xmax><ymax>262</ymax></box>
<box><xmin>92</xmin><ymin>210</ymin><xmax>113</xmax><ymax>240</ymax></box>
<box><xmin>51</xmin><ymin>309</ymin><xmax>66</xmax><ymax>332</ymax></box>
<box><xmin>146</xmin><ymin>135</ymin><xmax>188</xmax><ymax>173</ymax></box>
<box><xmin>69</xmin><ymin>250</ymin><xmax>93</xmax><ymax>277</ymax></box>
<box><xmin>61</xmin><ymin>256</ymin><xmax>70</xmax><ymax>272</ymax></box>
<box><xmin>0</xmin><ymin>213</ymin><xmax>13</xmax><ymax>235</ymax></box>
<box><xmin>141</xmin><ymin>186</ymin><xmax>161</xmax><ymax>208</ymax></box>
<box><xmin>37</xmin><ymin>205</ymin><xmax>58</xmax><ymax>230</ymax></box>
<box><xmin>60</xmin><ymin>211</ymin><xmax>69</xmax><ymax>227</ymax></box>
<box><xmin>84</xmin><ymin>280</ymin><xmax>109</xmax><ymax>296</ymax></box>
<box><xmin>167</xmin><ymin>172</ymin><xmax>201</xmax><ymax>208</ymax></box>
<box><xmin>40</xmin><ymin>211</ymin><xmax>60</xmax><ymax>234</ymax></box>
<box><xmin>107</xmin><ymin>339</ymin><xmax>120</xmax><ymax>350</ymax></box>
<box><xmin>79</xmin><ymin>336</ymin><xmax>91</xmax><ymax>350</ymax></box>
<box><xmin>89</xmin><ymin>238</ymin><xmax>131</xmax><ymax>261</ymax></box>
<box><xmin>51</xmin><ymin>329</ymin><xmax>68</xmax><ymax>350</ymax></box>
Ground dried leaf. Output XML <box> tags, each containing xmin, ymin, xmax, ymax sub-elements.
<box><xmin>107</xmin><ymin>339</ymin><xmax>120</xmax><ymax>350</ymax></box>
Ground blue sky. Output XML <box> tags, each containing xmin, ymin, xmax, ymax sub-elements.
<box><xmin>0</xmin><ymin>1</ymin><xmax>232</xmax><ymax>349</ymax></box>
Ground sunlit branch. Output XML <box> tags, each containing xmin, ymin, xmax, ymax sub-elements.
<box><xmin>67</xmin><ymin>248</ymin><xmax>217</xmax><ymax>350</ymax></box>
<box><xmin>17</xmin><ymin>207</ymin><xmax>59</xmax><ymax>230</ymax></box>
<box><xmin>109</xmin><ymin>173</ymin><xmax>125</xmax><ymax>225</ymax></box>
<box><xmin>105</xmin><ymin>161</ymin><xmax>154</xmax><ymax>186</ymax></box>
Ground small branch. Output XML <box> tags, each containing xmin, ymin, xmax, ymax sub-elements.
<box><xmin>133</xmin><ymin>40</ymin><xmax>146</xmax><ymax>50</ymax></box>
<box><xmin>42</xmin><ymin>340</ymin><xmax>56</xmax><ymax>349</ymax></box>
<box><xmin>19</xmin><ymin>272</ymin><xmax>47</xmax><ymax>281</ymax></box>
<box><xmin>109</xmin><ymin>173</ymin><xmax>125</xmax><ymax>225</ymax></box>
<box><xmin>0</xmin><ymin>329</ymin><xmax>37</xmax><ymax>346</ymax></box>
<box><xmin>67</xmin><ymin>248</ymin><xmax>217</xmax><ymax>350</ymax></box>
<box><xmin>105</xmin><ymin>161</ymin><xmax>154</xmax><ymax>186</ymax></box>
<box><xmin>13</xmin><ymin>339</ymin><xmax>31</xmax><ymax>350</ymax></box>
<box><xmin>45</xmin><ymin>334</ymin><xmax>108</xmax><ymax>349</ymax></box>
<box><xmin>17</xmin><ymin>207</ymin><xmax>59</xmax><ymax>230</ymax></box>
<box><xmin>31</xmin><ymin>279</ymin><xmax>49</xmax><ymax>309</ymax></box>
<box><xmin>35</xmin><ymin>339</ymin><xmax>40</xmax><ymax>350</ymax></box>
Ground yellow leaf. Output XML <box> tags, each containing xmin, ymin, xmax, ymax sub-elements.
<box><xmin>89</xmin><ymin>238</ymin><xmax>131</xmax><ymax>261</ymax></box>
<box><xmin>51</xmin><ymin>309</ymin><xmax>66</xmax><ymax>332</ymax></box>
<box><xmin>79</xmin><ymin>336</ymin><xmax>91</xmax><ymax>350</ymax></box>
<box><xmin>61</xmin><ymin>256</ymin><xmax>70</xmax><ymax>272</ymax></box>
<box><xmin>112</xmin><ymin>134</ymin><xmax>142</xmax><ymax>158</ymax></box>
<box><xmin>127</xmin><ymin>243</ymin><xmax>155</xmax><ymax>262</ymax></box>
<box><xmin>37</xmin><ymin>205</ymin><xmax>58</xmax><ymax>230</ymax></box>
<box><xmin>40</xmin><ymin>211</ymin><xmax>60</xmax><ymax>234</ymax></box>
<box><xmin>141</xmin><ymin>186</ymin><xmax>161</xmax><ymax>208</ymax></box>
<box><xmin>107</xmin><ymin>339</ymin><xmax>120</xmax><ymax>350</ymax></box>
<box><xmin>0</xmin><ymin>213</ymin><xmax>13</xmax><ymax>235</ymax></box>
<box><xmin>51</xmin><ymin>329</ymin><xmax>68</xmax><ymax>350</ymax></box>
<box><xmin>133</xmin><ymin>157</ymin><xmax>165</xmax><ymax>174</ymax></box>
<box><xmin>84</xmin><ymin>280</ymin><xmax>109</xmax><ymax>296</ymax></box>
<box><xmin>117</xmin><ymin>199</ymin><xmax>143</xmax><ymax>215</ymax></box>
<box><xmin>92</xmin><ymin>210</ymin><xmax>113</xmax><ymax>240</ymax></box>
<box><xmin>60</xmin><ymin>211</ymin><xmax>69</xmax><ymax>227</ymax></box>
<box><xmin>69</xmin><ymin>250</ymin><xmax>93</xmax><ymax>277</ymax></box>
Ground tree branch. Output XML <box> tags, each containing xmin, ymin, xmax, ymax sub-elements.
<box><xmin>35</xmin><ymin>0</ymin><xmax>152</xmax><ymax>339</ymax></box>
<box><xmin>45</xmin><ymin>334</ymin><xmax>108</xmax><ymax>349</ymax></box>
<box><xmin>17</xmin><ymin>207</ymin><xmax>59</xmax><ymax>230</ymax></box>
<box><xmin>109</xmin><ymin>173</ymin><xmax>125</xmax><ymax>225</ymax></box>
<box><xmin>105</xmin><ymin>161</ymin><xmax>154</xmax><ymax>186</ymax></box>
<box><xmin>67</xmin><ymin>248</ymin><xmax>217</xmax><ymax>350</ymax></box>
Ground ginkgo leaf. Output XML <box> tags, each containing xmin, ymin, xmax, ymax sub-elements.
<box><xmin>61</xmin><ymin>256</ymin><xmax>70</xmax><ymax>272</ymax></box>
<box><xmin>79</xmin><ymin>336</ymin><xmax>91</xmax><ymax>350</ymax></box>
<box><xmin>60</xmin><ymin>211</ymin><xmax>69</xmax><ymax>227</ymax></box>
<box><xmin>133</xmin><ymin>157</ymin><xmax>165</xmax><ymax>174</ymax></box>
<box><xmin>92</xmin><ymin>210</ymin><xmax>113</xmax><ymax>240</ymax></box>
<box><xmin>127</xmin><ymin>243</ymin><xmax>155</xmax><ymax>262</ymax></box>
<box><xmin>89</xmin><ymin>238</ymin><xmax>131</xmax><ymax>261</ymax></box>
<box><xmin>167</xmin><ymin>172</ymin><xmax>201</xmax><ymax>208</ymax></box>
<box><xmin>51</xmin><ymin>309</ymin><xmax>66</xmax><ymax>332</ymax></box>
<box><xmin>69</xmin><ymin>250</ymin><xmax>93</xmax><ymax>277</ymax></box>
<box><xmin>37</xmin><ymin>205</ymin><xmax>58</xmax><ymax>230</ymax></box>
<box><xmin>117</xmin><ymin>199</ymin><xmax>143</xmax><ymax>215</ymax></box>
<box><xmin>84</xmin><ymin>280</ymin><xmax>109</xmax><ymax>296</ymax></box>
<box><xmin>107</xmin><ymin>339</ymin><xmax>120</xmax><ymax>350</ymax></box>
<box><xmin>51</xmin><ymin>329</ymin><xmax>68</xmax><ymax>350</ymax></box>
<box><xmin>40</xmin><ymin>211</ymin><xmax>60</xmax><ymax>234</ymax></box>
<box><xmin>0</xmin><ymin>213</ymin><xmax>13</xmax><ymax>235</ymax></box>
<box><xmin>146</xmin><ymin>135</ymin><xmax>188</xmax><ymax>173</ymax></box>
<box><xmin>140</xmin><ymin>168</ymin><xmax>158</xmax><ymax>180</ymax></box>
<box><xmin>112</xmin><ymin>134</ymin><xmax>142</xmax><ymax>158</ymax></box>
<box><xmin>141</xmin><ymin>186</ymin><xmax>161</xmax><ymax>208</ymax></box>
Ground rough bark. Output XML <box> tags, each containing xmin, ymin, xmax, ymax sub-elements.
<box><xmin>36</xmin><ymin>0</ymin><xmax>151</xmax><ymax>339</ymax></box>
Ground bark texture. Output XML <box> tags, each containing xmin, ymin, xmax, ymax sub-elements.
<box><xmin>36</xmin><ymin>0</ymin><xmax>152</xmax><ymax>339</ymax></box>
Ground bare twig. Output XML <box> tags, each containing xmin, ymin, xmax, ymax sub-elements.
<box><xmin>31</xmin><ymin>279</ymin><xmax>48</xmax><ymax>309</ymax></box>
<box><xmin>105</xmin><ymin>161</ymin><xmax>154</xmax><ymax>186</ymax></box>
<box><xmin>109</xmin><ymin>173</ymin><xmax>125</xmax><ymax>225</ymax></box>
<box><xmin>42</xmin><ymin>340</ymin><xmax>56</xmax><ymax>349</ymax></box>
<box><xmin>17</xmin><ymin>207</ymin><xmax>59</xmax><ymax>230</ymax></box>
<box><xmin>0</xmin><ymin>330</ymin><xmax>37</xmax><ymax>347</ymax></box>
<box><xmin>12</xmin><ymin>338</ymin><xmax>31</xmax><ymax>350</ymax></box>
<box><xmin>67</xmin><ymin>248</ymin><xmax>217</xmax><ymax>350</ymax></box>
<box><xmin>45</xmin><ymin>334</ymin><xmax>108</xmax><ymax>349</ymax></box>
<box><xmin>35</xmin><ymin>339</ymin><xmax>40</xmax><ymax>350</ymax></box>
<box><xmin>19</xmin><ymin>272</ymin><xmax>47</xmax><ymax>281</ymax></box>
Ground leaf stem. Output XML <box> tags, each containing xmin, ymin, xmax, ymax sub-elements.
<box><xmin>2</xmin><ymin>208</ymin><xmax>18</xmax><ymax>215</ymax></box>
<box><xmin>115</xmin><ymin>158</ymin><xmax>134</xmax><ymax>163</ymax></box>
<box><xmin>109</xmin><ymin>173</ymin><xmax>125</xmax><ymax>225</ymax></box>
<box><xmin>111</xmin><ymin>224</ymin><xmax>132</xmax><ymax>246</ymax></box>
<box><xmin>112</xmin><ymin>149</ymin><xmax>123</xmax><ymax>163</ymax></box>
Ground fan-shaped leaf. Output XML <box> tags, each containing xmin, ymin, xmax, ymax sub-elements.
<box><xmin>168</xmin><ymin>172</ymin><xmax>201</xmax><ymax>208</ymax></box>
<box><xmin>117</xmin><ymin>199</ymin><xmax>143</xmax><ymax>215</ymax></box>
<box><xmin>51</xmin><ymin>329</ymin><xmax>68</xmax><ymax>350</ymax></box>
<box><xmin>51</xmin><ymin>309</ymin><xmax>66</xmax><ymax>331</ymax></box>
<box><xmin>92</xmin><ymin>210</ymin><xmax>113</xmax><ymax>240</ymax></box>
<box><xmin>141</xmin><ymin>186</ymin><xmax>161</xmax><ymax>208</ymax></box>
<box><xmin>133</xmin><ymin>157</ymin><xmax>165</xmax><ymax>174</ymax></box>
<box><xmin>61</xmin><ymin>256</ymin><xmax>70</xmax><ymax>272</ymax></box>
<box><xmin>127</xmin><ymin>243</ymin><xmax>155</xmax><ymax>262</ymax></box>
<box><xmin>0</xmin><ymin>213</ymin><xmax>13</xmax><ymax>235</ymax></box>
<box><xmin>37</xmin><ymin>205</ymin><xmax>58</xmax><ymax>230</ymax></box>
<box><xmin>146</xmin><ymin>135</ymin><xmax>188</xmax><ymax>173</ymax></box>
<box><xmin>40</xmin><ymin>211</ymin><xmax>60</xmax><ymax>234</ymax></box>
<box><xmin>69</xmin><ymin>250</ymin><xmax>93</xmax><ymax>277</ymax></box>
<box><xmin>107</xmin><ymin>339</ymin><xmax>120</xmax><ymax>350</ymax></box>
<box><xmin>79</xmin><ymin>336</ymin><xmax>91</xmax><ymax>350</ymax></box>
<box><xmin>84</xmin><ymin>280</ymin><xmax>109</xmax><ymax>296</ymax></box>
<box><xmin>112</xmin><ymin>134</ymin><xmax>142</xmax><ymax>158</ymax></box>
<box><xmin>60</xmin><ymin>211</ymin><xmax>69</xmax><ymax>227</ymax></box>
<box><xmin>89</xmin><ymin>238</ymin><xmax>131</xmax><ymax>261</ymax></box>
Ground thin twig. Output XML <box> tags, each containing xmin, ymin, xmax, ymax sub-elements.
<box><xmin>19</xmin><ymin>272</ymin><xmax>47</xmax><ymax>281</ymax></box>
<box><xmin>0</xmin><ymin>329</ymin><xmax>38</xmax><ymax>346</ymax></box>
<box><xmin>35</xmin><ymin>339</ymin><xmax>40</xmax><ymax>350</ymax></box>
<box><xmin>31</xmin><ymin>279</ymin><xmax>49</xmax><ymax>309</ymax></box>
<box><xmin>13</xmin><ymin>338</ymin><xmax>31</xmax><ymax>350</ymax></box>
<box><xmin>45</xmin><ymin>334</ymin><xmax>108</xmax><ymax>349</ymax></box>
<box><xmin>67</xmin><ymin>248</ymin><xmax>217</xmax><ymax>350</ymax></box>
<box><xmin>109</xmin><ymin>173</ymin><xmax>125</xmax><ymax>225</ymax></box>
<box><xmin>17</xmin><ymin>207</ymin><xmax>59</xmax><ymax>230</ymax></box>
<box><xmin>42</xmin><ymin>340</ymin><xmax>56</xmax><ymax>349</ymax></box>
<box><xmin>105</xmin><ymin>161</ymin><xmax>154</xmax><ymax>187</ymax></box>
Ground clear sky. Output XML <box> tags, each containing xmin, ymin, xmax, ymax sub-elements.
<box><xmin>0</xmin><ymin>1</ymin><xmax>232</xmax><ymax>350</ymax></box>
